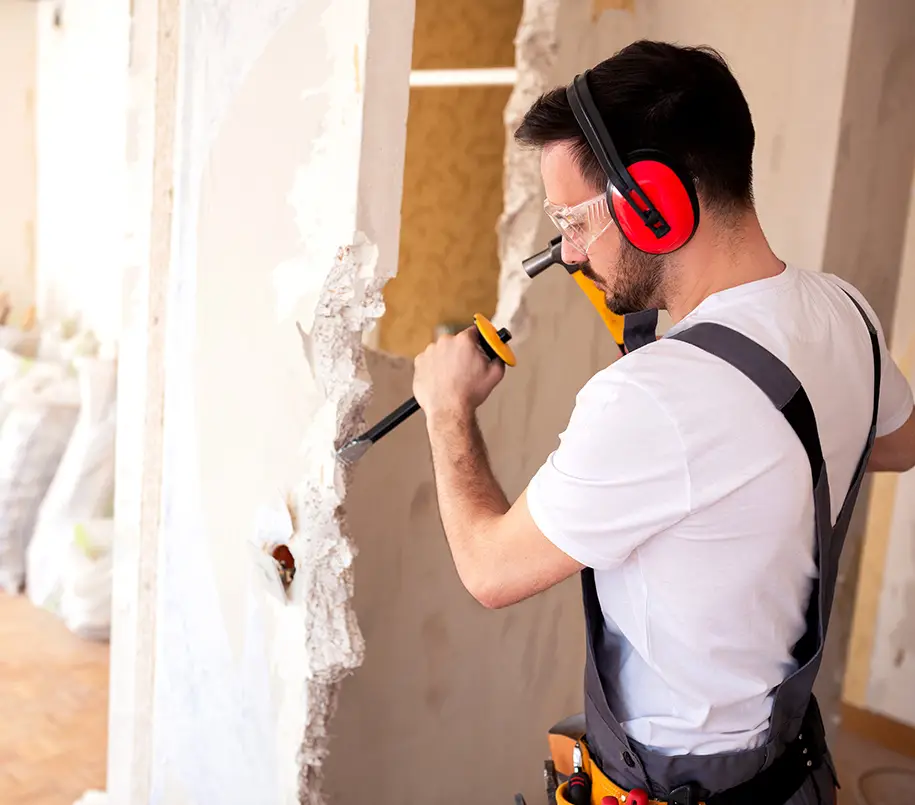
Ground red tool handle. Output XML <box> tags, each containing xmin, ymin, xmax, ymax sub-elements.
<box><xmin>567</xmin><ymin>770</ymin><xmax>591</xmax><ymax>805</ymax></box>
<box><xmin>627</xmin><ymin>789</ymin><xmax>650</xmax><ymax>805</ymax></box>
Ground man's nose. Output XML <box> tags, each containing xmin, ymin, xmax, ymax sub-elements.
<box><xmin>561</xmin><ymin>238</ymin><xmax>587</xmax><ymax>265</ymax></box>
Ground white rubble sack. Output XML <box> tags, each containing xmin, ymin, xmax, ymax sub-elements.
<box><xmin>27</xmin><ymin>356</ymin><xmax>117</xmax><ymax>613</ymax></box>
<box><xmin>72</xmin><ymin>790</ymin><xmax>107</xmax><ymax>805</ymax></box>
<box><xmin>59</xmin><ymin>518</ymin><xmax>114</xmax><ymax>641</ymax></box>
<box><xmin>0</xmin><ymin>324</ymin><xmax>39</xmax><ymax>358</ymax></box>
<box><xmin>0</xmin><ymin>349</ymin><xmax>32</xmax><ymax>428</ymax></box>
<box><xmin>37</xmin><ymin>320</ymin><xmax>101</xmax><ymax>365</ymax></box>
<box><xmin>0</xmin><ymin>359</ymin><xmax>80</xmax><ymax>593</ymax></box>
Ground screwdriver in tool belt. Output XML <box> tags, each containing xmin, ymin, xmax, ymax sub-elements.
<box><xmin>568</xmin><ymin>743</ymin><xmax>591</xmax><ymax>805</ymax></box>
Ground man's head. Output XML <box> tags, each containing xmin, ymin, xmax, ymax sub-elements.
<box><xmin>515</xmin><ymin>40</ymin><xmax>756</xmax><ymax>315</ymax></box>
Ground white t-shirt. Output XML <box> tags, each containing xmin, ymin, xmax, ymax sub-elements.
<box><xmin>527</xmin><ymin>263</ymin><xmax>914</xmax><ymax>756</ymax></box>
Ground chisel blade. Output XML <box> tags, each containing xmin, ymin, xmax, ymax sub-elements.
<box><xmin>336</xmin><ymin>437</ymin><xmax>372</xmax><ymax>464</ymax></box>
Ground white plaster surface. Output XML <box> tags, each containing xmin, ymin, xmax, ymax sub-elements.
<box><xmin>108</xmin><ymin>0</ymin><xmax>414</xmax><ymax>803</ymax></box>
<box><xmin>0</xmin><ymin>3</ymin><xmax>38</xmax><ymax>319</ymax></box>
<box><xmin>33</xmin><ymin>0</ymin><xmax>131</xmax><ymax>343</ymax></box>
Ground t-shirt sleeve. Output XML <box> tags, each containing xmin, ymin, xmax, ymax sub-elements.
<box><xmin>827</xmin><ymin>275</ymin><xmax>914</xmax><ymax>437</ymax></box>
<box><xmin>526</xmin><ymin>371</ymin><xmax>691</xmax><ymax>570</ymax></box>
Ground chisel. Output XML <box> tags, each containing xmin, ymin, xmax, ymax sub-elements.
<box><xmin>336</xmin><ymin>313</ymin><xmax>515</xmax><ymax>464</ymax></box>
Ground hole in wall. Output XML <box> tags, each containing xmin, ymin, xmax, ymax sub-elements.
<box><xmin>372</xmin><ymin>0</ymin><xmax>524</xmax><ymax>359</ymax></box>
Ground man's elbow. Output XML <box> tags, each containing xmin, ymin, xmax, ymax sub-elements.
<box><xmin>870</xmin><ymin>412</ymin><xmax>915</xmax><ymax>473</ymax></box>
<box><xmin>461</xmin><ymin>570</ymin><xmax>514</xmax><ymax>610</ymax></box>
<box><xmin>893</xmin><ymin>452</ymin><xmax>915</xmax><ymax>473</ymax></box>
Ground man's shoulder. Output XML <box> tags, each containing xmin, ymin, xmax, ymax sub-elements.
<box><xmin>794</xmin><ymin>266</ymin><xmax>878</xmax><ymax>322</ymax></box>
<box><xmin>581</xmin><ymin>338</ymin><xmax>736</xmax><ymax>419</ymax></box>
<box><xmin>580</xmin><ymin>330</ymin><xmax>793</xmax><ymax>453</ymax></box>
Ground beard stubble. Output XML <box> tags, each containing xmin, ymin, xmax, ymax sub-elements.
<box><xmin>579</xmin><ymin>240</ymin><xmax>666</xmax><ymax>316</ymax></box>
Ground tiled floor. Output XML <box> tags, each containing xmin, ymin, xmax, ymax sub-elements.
<box><xmin>0</xmin><ymin>592</ymin><xmax>108</xmax><ymax>805</ymax></box>
<box><xmin>1</xmin><ymin>587</ymin><xmax>914</xmax><ymax>805</ymax></box>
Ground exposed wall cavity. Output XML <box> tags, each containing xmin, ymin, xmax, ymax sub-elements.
<box><xmin>378</xmin><ymin>0</ymin><xmax>521</xmax><ymax>357</ymax></box>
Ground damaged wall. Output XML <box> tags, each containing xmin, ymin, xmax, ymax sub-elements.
<box><xmin>109</xmin><ymin>0</ymin><xmax>414</xmax><ymax>803</ymax></box>
<box><xmin>325</xmin><ymin>1</ymin><xmax>909</xmax><ymax>802</ymax></box>
<box><xmin>0</xmin><ymin>3</ymin><xmax>38</xmax><ymax>320</ymax></box>
<box><xmin>110</xmin><ymin>0</ymin><xmax>914</xmax><ymax>802</ymax></box>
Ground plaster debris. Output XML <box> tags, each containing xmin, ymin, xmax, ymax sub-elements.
<box><xmin>285</xmin><ymin>233</ymin><xmax>386</xmax><ymax>805</ymax></box>
<box><xmin>493</xmin><ymin>0</ymin><xmax>562</xmax><ymax>337</ymax></box>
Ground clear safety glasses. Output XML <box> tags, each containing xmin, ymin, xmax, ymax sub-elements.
<box><xmin>543</xmin><ymin>192</ymin><xmax>615</xmax><ymax>255</ymax></box>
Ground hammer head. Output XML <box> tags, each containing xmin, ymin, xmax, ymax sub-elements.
<box><xmin>522</xmin><ymin>235</ymin><xmax>575</xmax><ymax>278</ymax></box>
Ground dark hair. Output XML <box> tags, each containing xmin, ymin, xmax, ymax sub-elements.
<box><xmin>515</xmin><ymin>40</ymin><xmax>756</xmax><ymax>215</ymax></box>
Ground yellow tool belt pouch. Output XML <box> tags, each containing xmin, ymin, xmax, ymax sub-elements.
<box><xmin>552</xmin><ymin>738</ymin><xmax>683</xmax><ymax>805</ymax></box>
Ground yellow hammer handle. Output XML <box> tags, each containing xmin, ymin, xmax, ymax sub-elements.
<box><xmin>570</xmin><ymin>270</ymin><xmax>625</xmax><ymax>347</ymax></box>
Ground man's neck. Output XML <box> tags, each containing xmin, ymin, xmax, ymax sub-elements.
<box><xmin>665</xmin><ymin>211</ymin><xmax>785</xmax><ymax>324</ymax></box>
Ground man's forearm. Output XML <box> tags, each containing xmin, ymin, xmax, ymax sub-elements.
<box><xmin>426</xmin><ymin>410</ymin><xmax>509</xmax><ymax>598</ymax></box>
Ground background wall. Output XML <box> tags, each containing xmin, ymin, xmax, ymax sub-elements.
<box><xmin>865</xmin><ymin>168</ymin><xmax>915</xmax><ymax>725</ymax></box>
<box><xmin>821</xmin><ymin>0</ymin><xmax>915</xmax><ymax>732</ymax></box>
<box><xmin>845</xmin><ymin>162</ymin><xmax>915</xmax><ymax>727</ymax></box>
<box><xmin>0</xmin><ymin>3</ymin><xmax>38</xmax><ymax>322</ymax></box>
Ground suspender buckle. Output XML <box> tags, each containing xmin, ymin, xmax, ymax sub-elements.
<box><xmin>667</xmin><ymin>783</ymin><xmax>699</xmax><ymax>805</ymax></box>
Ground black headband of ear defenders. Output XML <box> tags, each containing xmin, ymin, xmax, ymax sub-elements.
<box><xmin>566</xmin><ymin>72</ymin><xmax>670</xmax><ymax>238</ymax></box>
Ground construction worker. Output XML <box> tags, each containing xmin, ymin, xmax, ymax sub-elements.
<box><xmin>411</xmin><ymin>40</ymin><xmax>915</xmax><ymax>805</ymax></box>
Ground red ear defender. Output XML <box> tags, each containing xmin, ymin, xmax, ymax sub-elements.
<box><xmin>608</xmin><ymin>152</ymin><xmax>699</xmax><ymax>255</ymax></box>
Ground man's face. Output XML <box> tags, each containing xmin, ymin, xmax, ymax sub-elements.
<box><xmin>541</xmin><ymin>142</ymin><xmax>666</xmax><ymax>315</ymax></box>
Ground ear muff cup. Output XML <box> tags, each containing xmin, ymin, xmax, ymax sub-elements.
<box><xmin>607</xmin><ymin>149</ymin><xmax>700</xmax><ymax>255</ymax></box>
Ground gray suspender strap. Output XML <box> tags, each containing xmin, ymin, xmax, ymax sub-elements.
<box><xmin>667</xmin><ymin>290</ymin><xmax>881</xmax><ymax>678</ymax></box>
<box><xmin>622</xmin><ymin>309</ymin><xmax>659</xmax><ymax>353</ymax></box>
<box><xmin>668</xmin><ymin>321</ymin><xmax>831</xmax><ymax>674</ymax></box>
<box><xmin>580</xmin><ymin>292</ymin><xmax>881</xmax><ymax>802</ymax></box>
<box><xmin>824</xmin><ymin>295</ymin><xmax>883</xmax><ymax>613</ymax></box>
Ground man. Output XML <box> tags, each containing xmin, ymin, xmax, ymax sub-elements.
<box><xmin>412</xmin><ymin>40</ymin><xmax>915</xmax><ymax>803</ymax></box>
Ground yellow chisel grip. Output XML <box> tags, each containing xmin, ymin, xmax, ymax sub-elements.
<box><xmin>570</xmin><ymin>270</ymin><xmax>626</xmax><ymax>348</ymax></box>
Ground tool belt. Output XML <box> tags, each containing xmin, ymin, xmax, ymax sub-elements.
<box><xmin>547</xmin><ymin>704</ymin><xmax>832</xmax><ymax>805</ymax></box>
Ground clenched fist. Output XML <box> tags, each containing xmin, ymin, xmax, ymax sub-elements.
<box><xmin>413</xmin><ymin>326</ymin><xmax>505</xmax><ymax>421</ymax></box>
